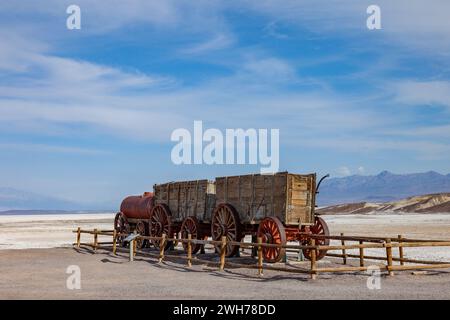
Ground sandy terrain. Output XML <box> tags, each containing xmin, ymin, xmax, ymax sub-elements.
<box><xmin>0</xmin><ymin>247</ymin><xmax>449</xmax><ymax>299</ymax></box>
<box><xmin>323</xmin><ymin>214</ymin><xmax>450</xmax><ymax>262</ymax></box>
<box><xmin>2</xmin><ymin>212</ymin><xmax>449</xmax><ymax>261</ymax></box>
<box><xmin>0</xmin><ymin>212</ymin><xmax>449</xmax><ymax>299</ymax></box>
<box><xmin>0</xmin><ymin>213</ymin><xmax>114</xmax><ymax>249</ymax></box>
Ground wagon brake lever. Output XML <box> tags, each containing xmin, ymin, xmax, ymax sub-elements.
<box><xmin>315</xmin><ymin>174</ymin><xmax>330</xmax><ymax>194</ymax></box>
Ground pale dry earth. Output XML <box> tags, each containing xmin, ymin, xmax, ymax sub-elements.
<box><xmin>0</xmin><ymin>213</ymin><xmax>114</xmax><ymax>250</ymax></box>
<box><xmin>0</xmin><ymin>212</ymin><xmax>449</xmax><ymax>299</ymax></box>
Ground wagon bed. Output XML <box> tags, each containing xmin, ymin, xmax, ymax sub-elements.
<box><xmin>215</xmin><ymin>172</ymin><xmax>316</xmax><ymax>226</ymax></box>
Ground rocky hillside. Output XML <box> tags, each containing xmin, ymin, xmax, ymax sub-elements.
<box><xmin>317</xmin><ymin>193</ymin><xmax>450</xmax><ymax>215</ymax></box>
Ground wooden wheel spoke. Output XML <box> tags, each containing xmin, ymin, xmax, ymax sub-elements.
<box><xmin>257</xmin><ymin>217</ymin><xmax>286</xmax><ymax>263</ymax></box>
<box><xmin>211</xmin><ymin>204</ymin><xmax>242</xmax><ymax>257</ymax></box>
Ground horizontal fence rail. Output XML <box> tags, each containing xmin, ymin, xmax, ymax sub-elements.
<box><xmin>73</xmin><ymin>227</ymin><xmax>450</xmax><ymax>279</ymax></box>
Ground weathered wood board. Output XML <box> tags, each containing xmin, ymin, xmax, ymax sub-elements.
<box><xmin>215</xmin><ymin>172</ymin><xmax>316</xmax><ymax>226</ymax></box>
<box><xmin>153</xmin><ymin>180</ymin><xmax>216</xmax><ymax>222</ymax></box>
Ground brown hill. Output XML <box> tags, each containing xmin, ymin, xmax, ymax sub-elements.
<box><xmin>317</xmin><ymin>193</ymin><xmax>450</xmax><ymax>215</ymax></box>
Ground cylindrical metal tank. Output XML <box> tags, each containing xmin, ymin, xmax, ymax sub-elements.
<box><xmin>120</xmin><ymin>192</ymin><xmax>154</xmax><ymax>219</ymax></box>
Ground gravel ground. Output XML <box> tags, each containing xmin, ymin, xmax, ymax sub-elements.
<box><xmin>0</xmin><ymin>247</ymin><xmax>449</xmax><ymax>299</ymax></box>
<box><xmin>1</xmin><ymin>213</ymin><xmax>450</xmax><ymax>299</ymax></box>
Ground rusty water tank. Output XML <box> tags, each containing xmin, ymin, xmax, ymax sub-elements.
<box><xmin>120</xmin><ymin>192</ymin><xmax>154</xmax><ymax>219</ymax></box>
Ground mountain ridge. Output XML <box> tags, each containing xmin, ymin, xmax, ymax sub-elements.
<box><xmin>317</xmin><ymin>193</ymin><xmax>450</xmax><ymax>215</ymax></box>
<box><xmin>317</xmin><ymin>170</ymin><xmax>450</xmax><ymax>206</ymax></box>
<box><xmin>1</xmin><ymin>170</ymin><xmax>449</xmax><ymax>211</ymax></box>
<box><xmin>0</xmin><ymin>187</ymin><xmax>112</xmax><ymax>211</ymax></box>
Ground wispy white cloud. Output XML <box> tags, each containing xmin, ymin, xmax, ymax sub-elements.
<box><xmin>181</xmin><ymin>33</ymin><xmax>234</xmax><ymax>54</ymax></box>
<box><xmin>263</xmin><ymin>21</ymin><xmax>289</xmax><ymax>39</ymax></box>
<box><xmin>0</xmin><ymin>142</ymin><xmax>109</xmax><ymax>155</ymax></box>
<box><xmin>1</xmin><ymin>31</ymin><xmax>449</xmax><ymax>163</ymax></box>
<box><xmin>393</xmin><ymin>80</ymin><xmax>450</xmax><ymax>109</ymax></box>
<box><xmin>337</xmin><ymin>166</ymin><xmax>351</xmax><ymax>177</ymax></box>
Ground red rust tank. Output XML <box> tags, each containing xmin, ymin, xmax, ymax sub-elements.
<box><xmin>120</xmin><ymin>192</ymin><xmax>154</xmax><ymax>219</ymax></box>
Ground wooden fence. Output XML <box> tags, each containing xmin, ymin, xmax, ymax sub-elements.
<box><xmin>73</xmin><ymin>228</ymin><xmax>450</xmax><ymax>279</ymax></box>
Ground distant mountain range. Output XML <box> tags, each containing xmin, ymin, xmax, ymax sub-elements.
<box><xmin>0</xmin><ymin>187</ymin><xmax>112</xmax><ymax>212</ymax></box>
<box><xmin>317</xmin><ymin>193</ymin><xmax>450</xmax><ymax>215</ymax></box>
<box><xmin>1</xmin><ymin>171</ymin><xmax>449</xmax><ymax>212</ymax></box>
<box><xmin>317</xmin><ymin>171</ymin><xmax>450</xmax><ymax>206</ymax></box>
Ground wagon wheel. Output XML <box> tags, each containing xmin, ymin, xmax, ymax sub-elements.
<box><xmin>180</xmin><ymin>216</ymin><xmax>203</xmax><ymax>254</ymax></box>
<box><xmin>149</xmin><ymin>204</ymin><xmax>173</xmax><ymax>250</ymax></box>
<box><xmin>257</xmin><ymin>217</ymin><xmax>286</xmax><ymax>263</ymax></box>
<box><xmin>302</xmin><ymin>216</ymin><xmax>330</xmax><ymax>261</ymax></box>
<box><xmin>114</xmin><ymin>212</ymin><xmax>130</xmax><ymax>247</ymax></box>
<box><xmin>211</xmin><ymin>204</ymin><xmax>242</xmax><ymax>257</ymax></box>
<box><xmin>134</xmin><ymin>220</ymin><xmax>148</xmax><ymax>249</ymax></box>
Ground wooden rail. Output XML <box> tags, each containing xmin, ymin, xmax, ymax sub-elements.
<box><xmin>73</xmin><ymin>228</ymin><xmax>450</xmax><ymax>279</ymax></box>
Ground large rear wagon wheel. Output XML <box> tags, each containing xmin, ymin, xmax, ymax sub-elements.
<box><xmin>114</xmin><ymin>212</ymin><xmax>130</xmax><ymax>247</ymax></box>
<box><xmin>302</xmin><ymin>216</ymin><xmax>330</xmax><ymax>261</ymax></box>
<box><xmin>211</xmin><ymin>204</ymin><xmax>242</xmax><ymax>257</ymax></box>
<box><xmin>257</xmin><ymin>217</ymin><xmax>286</xmax><ymax>263</ymax></box>
<box><xmin>180</xmin><ymin>216</ymin><xmax>203</xmax><ymax>254</ymax></box>
<box><xmin>149</xmin><ymin>204</ymin><xmax>173</xmax><ymax>250</ymax></box>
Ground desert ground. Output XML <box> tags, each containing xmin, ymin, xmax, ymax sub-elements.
<box><xmin>0</xmin><ymin>213</ymin><xmax>449</xmax><ymax>299</ymax></box>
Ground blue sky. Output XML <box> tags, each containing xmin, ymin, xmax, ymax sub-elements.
<box><xmin>0</xmin><ymin>1</ymin><xmax>449</xmax><ymax>208</ymax></box>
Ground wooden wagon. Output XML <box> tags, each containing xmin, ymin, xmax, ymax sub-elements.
<box><xmin>211</xmin><ymin>172</ymin><xmax>329</xmax><ymax>262</ymax></box>
<box><xmin>115</xmin><ymin>171</ymin><xmax>329</xmax><ymax>263</ymax></box>
<box><xmin>149</xmin><ymin>179</ymin><xmax>215</xmax><ymax>253</ymax></box>
<box><xmin>146</xmin><ymin>172</ymin><xmax>329</xmax><ymax>262</ymax></box>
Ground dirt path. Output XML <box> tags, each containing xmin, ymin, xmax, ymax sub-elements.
<box><xmin>1</xmin><ymin>247</ymin><xmax>449</xmax><ymax>299</ymax></box>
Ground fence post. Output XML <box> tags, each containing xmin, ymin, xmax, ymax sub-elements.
<box><xmin>187</xmin><ymin>234</ymin><xmax>192</xmax><ymax>268</ymax></box>
<box><xmin>310</xmin><ymin>239</ymin><xmax>317</xmax><ymax>280</ymax></box>
<box><xmin>340</xmin><ymin>233</ymin><xmax>346</xmax><ymax>265</ymax></box>
<box><xmin>159</xmin><ymin>234</ymin><xmax>166</xmax><ymax>263</ymax></box>
<box><xmin>359</xmin><ymin>240</ymin><xmax>364</xmax><ymax>267</ymax></box>
<box><xmin>76</xmin><ymin>227</ymin><xmax>81</xmax><ymax>248</ymax></box>
<box><xmin>93</xmin><ymin>228</ymin><xmax>98</xmax><ymax>251</ymax></box>
<box><xmin>220</xmin><ymin>236</ymin><xmax>226</xmax><ymax>271</ymax></box>
<box><xmin>257</xmin><ymin>237</ymin><xmax>263</xmax><ymax>276</ymax></box>
<box><xmin>112</xmin><ymin>229</ymin><xmax>117</xmax><ymax>255</ymax></box>
<box><xmin>132</xmin><ymin>230</ymin><xmax>137</xmax><ymax>257</ymax></box>
<box><xmin>385</xmin><ymin>238</ymin><xmax>394</xmax><ymax>276</ymax></box>
<box><xmin>398</xmin><ymin>234</ymin><xmax>404</xmax><ymax>266</ymax></box>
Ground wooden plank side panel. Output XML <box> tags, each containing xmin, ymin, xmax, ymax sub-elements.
<box><xmin>214</xmin><ymin>172</ymin><xmax>288</xmax><ymax>224</ymax></box>
<box><xmin>153</xmin><ymin>180</ymin><xmax>214</xmax><ymax>223</ymax></box>
<box><xmin>286</xmin><ymin>174</ymin><xmax>316</xmax><ymax>225</ymax></box>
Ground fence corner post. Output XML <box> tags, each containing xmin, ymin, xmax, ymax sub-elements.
<box><xmin>93</xmin><ymin>228</ymin><xmax>98</xmax><ymax>251</ymax></box>
<box><xmin>220</xmin><ymin>236</ymin><xmax>227</xmax><ymax>271</ymax></box>
<box><xmin>359</xmin><ymin>240</ymin><xmax>365</xmax><ymax>267</ymax></box>
<box><xmin>112</xmin><ymin>229</ymin><xmax>117</xmax><ymax>255</ymax></box>
<box><xmin>159</xmin><ymin>233</ymin><xmax>166</xmax><ymax>263</ymax></box>
<box><xmin>385</xmin><ymin>238</ymin><xmax>394</xmax><ymax>276</ymax></box>
<box><xmin>398</xmin><ymin>234</ymin><xmax>404</xmax><ymax>266</ymax></box>
<box><xmin>340</xmin><ymin>233</ymin><xmax>347</xmax><ymax>265</ymax></box>
<box><xmin>310</xmin><ymin>238</ymin><xmax>317</xmax><ymax>280</ymax></box>
<box><xmin>257</xmin><ymin>237</ymin><xmax>263</xmax><ymax>276</ymax></box>
<box><xmin>187</xmin><ymin>233</ymin><xmax>192</xmax><ymax>268</ymax></box>
<box><xmin>76</xmin><ymin>227</ymin><xmax>81</xmax><ymax>248</ymax></box>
